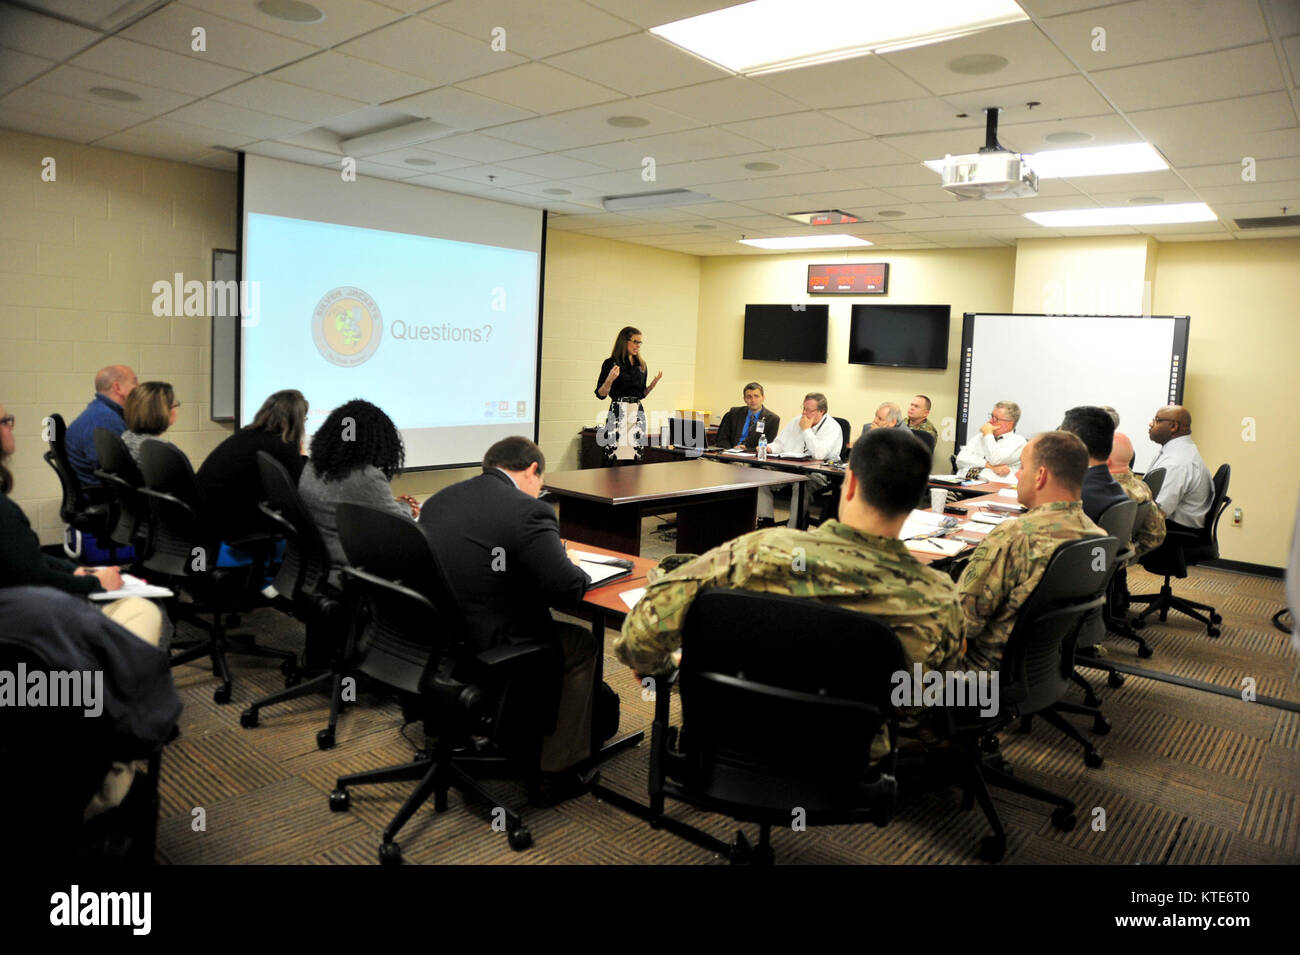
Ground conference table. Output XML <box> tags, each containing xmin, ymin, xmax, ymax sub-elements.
<box><xmin>543</xmin><ymin>459</ymin><xmax>808</xmax><ymax>556</ymax></box>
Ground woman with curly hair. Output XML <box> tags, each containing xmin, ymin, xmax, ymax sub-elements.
<box><xmin>298</xmin><ymin>399</ymin><xmax>419</xmax><ymax>578</ymax></box>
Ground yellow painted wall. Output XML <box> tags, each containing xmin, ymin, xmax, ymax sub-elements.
<box><xmin>693</xmin><ymin>248</ymin><xmax>1017</xmax><ymax>467</ymax></box>
<box><xmin>1013</xmin><ymin>235</ymin><xmax>1158</xmax><ymax>316</ymax></box>
<box><xmin>1151</xmin><ymin>239</ymin><xmax>1300</xmax><ymax>566</ymax></box>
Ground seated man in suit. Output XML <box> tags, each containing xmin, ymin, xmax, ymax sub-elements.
<box><xmin>1145</xmin><ymin>405</ymin><xmax>1213</xmax><ymax>535</ymax></box>
<box><xmin>1107</xmin><ymin>432</ymin><xmax>1166</xmax><ymax>558</ymax></box>
<box><xmin>756</xmin><ymin>392</ymin><xmax>843</xmax><ymax>526</ymax></box>
<box><xmin>715</xmin><ymin>381</ymin><xmax>780</xmax><ymax>451</ymax></box>
<box><xmin>418</xmin><ymin>436</ymin><xmax>596</xmax><ymax>798</ymax></box>
<box><xmin>617</xmin><ymin>428</ymin><xmax>964</xmax><ymax>761</ymax></box>
<box><xmin>65</xmin><ymin>364</ymin><xmax>138</xmax><ymax>488</ymax></box>
<box><xmin>1059</xmin><ymin>405</ymin><xmax>1129</xmax><ymax>523</ymax></box>
<box><xmin>954</xmin><ymin>401</ymin><xmax>1026</xmax><ymax>483</ymax></box>
<box><xmin>960</xmin><ymin>431</ymin><xmax>1104</xmax><ymax>671</ymax></box>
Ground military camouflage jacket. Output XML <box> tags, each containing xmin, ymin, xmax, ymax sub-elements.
<box><xmin>959</xmin><ymin>500</ymin><xmax>1103</xmax><ymax>671</ymax></box>
<box><xmin>911</xmin><ymin>417</ymin><xmax>939</xmax><ymax>439</ymax></box>
<box><xmin>616</xmin><ymin>519</ymin><xmax>963</xmax><ymax>678</ymax></box>
<box><xmin>1114</xmin><ymin>470</ymin><xmax>1167</xmax><ymax>558</ymax></box>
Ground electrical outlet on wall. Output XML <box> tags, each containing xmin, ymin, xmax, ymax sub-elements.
<box><xmin>1232</xmin><ymin>507</ymin><xmax>1243</xmax><ymax>527</ymax></box>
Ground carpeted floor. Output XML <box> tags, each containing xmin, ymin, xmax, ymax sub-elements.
<box><xmin>153</xmin><ymin>515</ymin><xmax>1299</xmax><ymax>865</ymax></box>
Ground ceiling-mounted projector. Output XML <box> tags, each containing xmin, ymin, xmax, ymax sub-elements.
<box><xmin>938</xmin><ymin>107</ymin><xmax>1038</xmax><ymax>200</ymax></box>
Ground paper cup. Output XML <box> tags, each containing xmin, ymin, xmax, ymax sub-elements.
<box><xmin>930</xmin><ymin>488</ymin><xmax>947</xmax><ymax>513</ymax></box>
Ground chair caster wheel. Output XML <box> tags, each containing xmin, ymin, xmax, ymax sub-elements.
<box><xmin>213</xmin><ymin>685</ymin><xmax>231</xmax><ymax>704</ymax></box>
<box><xmin>283</xmin><ymin>670</ymin><xmax>301</xmax><ymax>688</ymax></box>
<box><xmin>1084</xmin><ymin>750</ymin><xmax>1104</xmax><ymax>769</ymax></box>
<box><xmin>1207</xmin><ymin>626</ymin><xmax>1220</xmax><ymax>638</ymax></box>
<box><xmin>239</xmin><ymin>708</ymin><xmax>258</xmax><ymax>729</ymax></box>
<box><xmin>1051</xmin><ymin>808</ymin><xmax>1077</xmax><ymax>832</ymax></box>
<box><xmin>316</xmin><ymin>728</ymin><xmax>335</xmax><ymax>750</ymax></box>
<box><xmin>379</xmin><ymin>841</ymin><xmax>401</xmax><ymax>865</ymax></box>
<box><xmin>1092</xmin><ymin>716</ymin><xmax>1111</xmax><ymax>736</ymax></box>
<box><xmin>1138</xmin><ymin>643</ymin><xmax>1154</xmax><ymax>658</ymax></box>
<box><xmin>329</xmin><ymin>789</ymin><xmax>350</xmax><ymax>812</ymax></box>
<box><xmin>978</xmin><ymin>835</ymin><xmax>1006</xmax><ymax>863</ymax></box>
<box><xmin>1107</xmin><ymin>671</ymin><xmax>1125</xmax><ymax>688</ymax></box>
<box><xmin>507</xmin><ymin>827</ymin><xmax>532</xmax><ymax>852</ymax></box>
<box><xmin>1210</xmin><ymin>613</ymin><xmax>1223</xmax><ymax>624</ymax></box>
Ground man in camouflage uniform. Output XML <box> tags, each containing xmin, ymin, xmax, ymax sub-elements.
<box><xmin>960</xmin><ymin>431</ymin><xmax>1104</xmax><ymax>671</ymax></box>
<box><xmin>616</xmin><ymin>428</ymin><xmax>964</xmax><ymax>760</ymax></box>
<box><xmin>907</xmin><ymin>394</ymin><xmax>940</xmax><ymax>443</ymax></box>
<box><xmin>1107</xmin><ymin>431</ymin><xmax>1166</xmax><ymax>558</ymax></box>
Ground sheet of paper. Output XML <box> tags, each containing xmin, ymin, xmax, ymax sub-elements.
<box><xmin>724</xmin><ymin>450</ymin><xmax>756</xmax><ymax>457</ymax></box>
<box><xmin>905</xmin><ymin>537</ymin><xmax>967</xmax><ymax>557</ymax></box>
<box><xmin>619</xmin><ymin>587</ymin><xmax>646</xmax><ymax>610</ymax></box>
<box><xmin>969</xmin><ymin>511</ymin><xmax>1008</xmax><ymax>525</ymax></box>
<box><xmin>997</xmin><ymin>488</ymin><xmax>1019</xmax><ymax>499</ymax></box>
<box><xmin>929</xmin><ymin>474</ymin><xmax>966</xmax><ymax>484</ymax></box>
<box><xmin>88</xmin><ymin>573</ymin><xmax>174</xmax><ymax>601</ymax></box>
<box><xmin>990</xmin><ymin>475</ymin><xmax>1018</xmax><ymax>485</ymax></box>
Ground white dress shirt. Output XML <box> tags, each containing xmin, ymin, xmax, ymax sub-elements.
<box><xmin>770</xmin><ymin>413</ymin><xmax>843</xmax><ymax>461</ymax></box>
<box><xmin>954</xmin><ymin>430</ymin><xmax>1027</xmax><ymax>482</ymax></box>
<box><xmin>1147</xmin><ymin>434</ymin><xmax>1213</xmax><ymax>527</ymax></box>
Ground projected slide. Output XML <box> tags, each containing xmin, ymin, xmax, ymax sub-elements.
<box><xmin>957</xmin><ymin>313</ymin><xmax>1189</xmax><ymax>473</ymax></box>
<box><xmin>241</xmin><ymin>212</ymin><xmax>539</xmax><ymax>469</ymax></box>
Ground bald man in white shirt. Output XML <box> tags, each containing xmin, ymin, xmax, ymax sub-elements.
<box><xmin>1146</xmin><ymin>405</ymin><xmax>1213</xmax><ymax>531</ymax></box>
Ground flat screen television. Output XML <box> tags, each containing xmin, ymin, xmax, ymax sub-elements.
<box><xmin>848</xmin><ymin>304</ymin><xmax>949</xmax><ymax>369</ymax></box>
<box><xmin>742</xmin><ymin>304</ymin><xmax>829</xmax><ymax>363</ymax></box>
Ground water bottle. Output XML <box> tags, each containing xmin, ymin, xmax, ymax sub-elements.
<box><xmin>757</xmin><ymin>431</ymin><xmax>768</xmax><ymax>462</ymax></box>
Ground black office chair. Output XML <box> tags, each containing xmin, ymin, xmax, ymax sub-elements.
<box><xmin>1024</xmin><ymin>505</ymin><xmax>1134</xmax><ymax>765</ymax></box>
<box><xmin>712</xmin><ymin>409</ymin><xmax>738</xmax><ymax>449</ymax></box>
<box><xmin>910</xmin><ymin>428</ymin><xmax>936</xmax><ymax>452</ymax></box>
<box><xmin>42</xmin><ymin>412</ymin><xmax>117</xmax><ymax>562</ymax></box>
<box><xmin>945</xmin><ymin>536</ymin><xmax>1118</xmax><ymax>860</ymax></box>
<box><xmin>1141</xmin><ymin>467</ymin><xmax>1166</xmax><ymax>500</ymax></box>
<box><xmin>325</xmin><ymin>502</ymin><xmax>562</xmax><ymax>864</ymax></box>
<box><xmin>137</xmin><ymin>440</ymin><xmax>298</xmax><ymax>703</ymax></box>
<box><xmin>93</xmin><ymin>427</ymin><xmax>151</xmax><ymax>559</ymax></box>
<box><xmin>1130</xmin><ymin>464</ymin><xmax>1231</xmax><ymax>637</ymax></box>
<box><xmin>832</xmin><ymin>416</ymin><xmax>851</xmax><ymax>461</ymax></box>
<box><xmin>639</xmin><ymin>590</ymin><xmax>906</xmax><ymax>864</ymax></box>
<box><xmin>238</xmin><ymin>452</ymin><xmax>347</xmax><ymax>730</ymax></box>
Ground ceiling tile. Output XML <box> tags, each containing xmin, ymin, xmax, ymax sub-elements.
<box><xmin>1068</xmin><ymin>170</ymin><xmax>1187</xmax><ymax>194</ymax></box>
<box><xmin>68</xmin><ymin>37</ymin><xmax>251</xmax><ymax>97</ymax></box>
<box><xmin>167</xmin><ymin>99</ymin><xmax>306</xmax><ymax>139</ymax></box>
<box><xmin>1040</xmin><ymin>0</ymin><xmax>1270</xmax><ymax>69</ymax></box>
<box><xmin>492</xmin><ymin>98</ymin><xmax>702</xmax><ymax>150</ymax></box>
<box><xmin>829</xmin><ymin>98</ymin><xmax>980</xmax><ymax>137</ymax></box>
<box><xmin>544</xmin><ymin>33</ymin><xmax>731</xmax><ymax>97</ymax></box>
<box><xmin>495</xmin><ymin>153</ymin><xmax>609</xmax><ymax>179</ymax></box>
<box><xmin>0</xmin><ymin>49</ymin><xmax>54</xmax><ymax>87</ymax></box>
<box><xmin>423</xmin><ymin>0</ymin><xmax>639</xmax><ymax>58</ymax></box>
<box><xmin>120</xmin><ymin>2</ymin><xmax>319</xmax><ymax>74</ymax></box>
<box><xmin>30</xmin><ymin>64</ymin><xmax>194</xmax><ymax>115</ymax></box>
<box><xmin>354</xmin><ymin>146</ymin><xmax>478</xmax><ymax>174</ymax></box>
<box><xmin>114</xmin><ymin>115</ymin><xmax>253</xmax><ymax>151</ymax></box>
<box><xmin>581</xmin><ymin>0</ymin><xmax>747</xmax><ymax>29</ymax></box>
<box><xmin>1</xmin><ymin>87</ymin><xmax>149</xmax><ymax>133</ymax></box>
<box><xmin>436</xmin><ymin>164</ymin><xmax>544</xmax><ymax>188</ymax></box>
<box><xmin>751</xmin><ymin>54</ymin><xmax>930</xmax><ymax>109</ymax></box>
<box><xmin>721</xmin><ymin>111</ymin><xmax>865</xmax><ymax>149</ymax></box>
<box><xmin>271</xmin><ymin>52</ymin><xmax>433</xmax><ymax>104</ymax></box>
<box><xmin>1128</xmin><ymin>93</ymin><xmax>1300</xmax><ymax>165</ymax></box>
<box><xmin>429</xmin><ymin>132</ymin><xmax>542</xmax><ymax>162</ymax></box>
<box><xmin>778</xmin><ymin>138</ymin><xmax>916</xmax><ymax>170</ymax></box>
<box><xmin>456</xmin><ymin>63</ymin><xmax>623</xmax><ymax>115</ymax></box>
<box><xmin>0</xmin><ymin>5</ymin><xmax>101</xmax><ymax>59</ymax></box>
<box><xmin>651</xmin><ymin>150</ymin><xmax>822</xmax><ymax>186</ymax></box>
<box><xmin>879</xmin><ymin>21</ymin><xmax>1076</xmax><ymax>95</ymax></box>
<box><xmin>212</xmin><ymin>77</ymin><xmax>366</xmax><ymax>124</ymax></box>
<box><xmin>384</xmin><ymin>86</ymin><xmax>535</xmax><ymax>129</ymax></box>
<box><xmin>1197</xmin><ymin>178</ymin><xmax>1300</xmax><ymax>204</ymax></box>
<box><xmin>995</xmin><ymin>113</ymin><xmax>1143</xmax><ymax>152</ymax></box>
<box><xmin>339</xmin><ymin>18</ymin><xmax>525</xmax><ymax>85</ymax></box>
<box><xmin>92</xmin><ymin>129</ymin><xmax>211</xmax><ymax>162</ymax></box>
<box><xmin>626</xmin><ymin>126</ymin><xmax>768</xmax><ymax>163</ymax></box>
<box><xmin>1090</xmin><ymin>44</ymin><xmax>1287</xmax><ymax>112</ymax></box>
<box><xmin>840</xmin><ymin>161</ymin><xmax>940</xmax><ymax>188</ymax></box>
<box><xmin>700</xmin><ymin>170</ymin><xmax>864</xmax><ymax>200</ymax></box>
<box><xmin>641</xmin><ymin>76</ymin><xmax>807</xmax><ymax>124</ymax></box>
<box><xmin>242</xmin><ymin>140</ymin><xmax>345</xmax><ymax>166</ymax></box>
<box><xmin>186</xmin><ymin>0</ymin><xmax>405</xmax><ymax>48</ymax></box>
<box><xmin>0</xmin><ymin>98</ymin><xmax>119</xmax><ymax>142</ymax></box>
<box><xmin>943</xmin><ymin>75</ymin><xmax>1115</xmax><ymax>125</ymax></box>
<box><xmin>1180</xmin><ymin>157</ymin><xmax>1300</xmax><ymax>186</ymax></box>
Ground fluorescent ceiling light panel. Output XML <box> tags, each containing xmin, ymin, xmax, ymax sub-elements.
<box><xmin>1025</xmin><ymin>202</ymin><xmax>1216</xmax><ymax>227</ymax></box>
<box><xmin>738</xmin><ymin>234</ymin><xmax>873</xmax><ymax>249</ymax></box>
<box><xmin>924</xmin><ymin>142</ymin><xmax>1168</xmax><ymax>179</ymax></box>
<box><xmin>651</xmin><ymin>0</ymin><xmax>1027</xmax><ymax>75</ymax></box>
<box><xmin>602</xmin><ymin>189</ymin><xmax>712</xmax><ymax>211</ymax></box>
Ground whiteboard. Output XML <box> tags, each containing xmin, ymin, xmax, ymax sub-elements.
<box><xmin>957</xmin><ymin>313</ymin><xmax>1188</xmax><ymax>473</ymax></box>
<box><xmin>210</xmin><ymin>248</ymin><xmax>237</xmax><ymax>421</ymax></box>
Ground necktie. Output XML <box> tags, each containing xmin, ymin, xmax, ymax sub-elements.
<box><xmin>739</xmin><ymin>412</ymin><xmax>756</xmax><ymax>442</ymax></box>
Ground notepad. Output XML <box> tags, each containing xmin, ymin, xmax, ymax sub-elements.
<box><xmin>571</xmin><ymin>549</ymin><xmax>633</xmax><ymax>587</ymax></box>
<box><xmin>905</xmin><ymin>537</ymin><xmax>967</xmax><ymax>557</ymax></box>
<box><xmin>88</xmin><ymin>573</ymin><xmax>174</xmax><ymax>601</ymax></box>
<box><xmin>619</xmin><ymin>587</ymin><xmax>646</xmax><ymax>610</ymax></box>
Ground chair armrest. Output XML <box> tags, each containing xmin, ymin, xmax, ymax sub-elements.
<box><xmin>474</xmin><ymin>642</ymin><xmax>553</xmax><ymax>670</ymax></box>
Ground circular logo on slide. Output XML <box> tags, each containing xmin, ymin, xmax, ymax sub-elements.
<box><xmin>312</xmin><ymin>287</ymin><xmax>382</xmax><ymax>367</ymax></box>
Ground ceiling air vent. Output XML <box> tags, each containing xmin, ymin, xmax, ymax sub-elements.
<box><xmin>1233</xmin><ymin>214</ymin><xmax>1300</xmax><ymax>229</ymax></box>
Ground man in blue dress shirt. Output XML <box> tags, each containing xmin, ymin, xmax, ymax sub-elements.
<box><xmin>66</xmin><ymin>365</ymin><xmax>137</xmax><ymax>487</ymax></box>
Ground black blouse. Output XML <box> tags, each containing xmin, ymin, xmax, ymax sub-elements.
<box><xmin>595</xmin><ymin>357</ymin><xmax>647</xmax><ymax>402</ymax></box>
<box><xmin>196</xmin><ymin>427</ymin><xmax>306</xmax><ymax>538</ymax></box>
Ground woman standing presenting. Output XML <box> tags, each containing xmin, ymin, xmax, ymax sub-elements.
<box><xmin>595</xmin><ymin>326</ymin><xmax>662</xmax><ymax>464</ymax></box>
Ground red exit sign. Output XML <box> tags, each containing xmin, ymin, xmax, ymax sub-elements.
<box><xmin>808</xmin><ymin>263</ymin><xmax>889</xmax><ymax>295</ymax></box>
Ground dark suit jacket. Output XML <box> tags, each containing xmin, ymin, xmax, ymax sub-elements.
<box><xmin>715</xmin><ymin>406</ymin><xmax>781</xmax><ymax>450</ymax></box>
<box><xmin>1082</xmin><ymin>463</ymin><xmax>1131</xmax><ymax>524</ymax></box>
<box><xmin>418</xmin><ymin>469</ymin><xmax>588</xmax><ymax>653</ymax></box>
